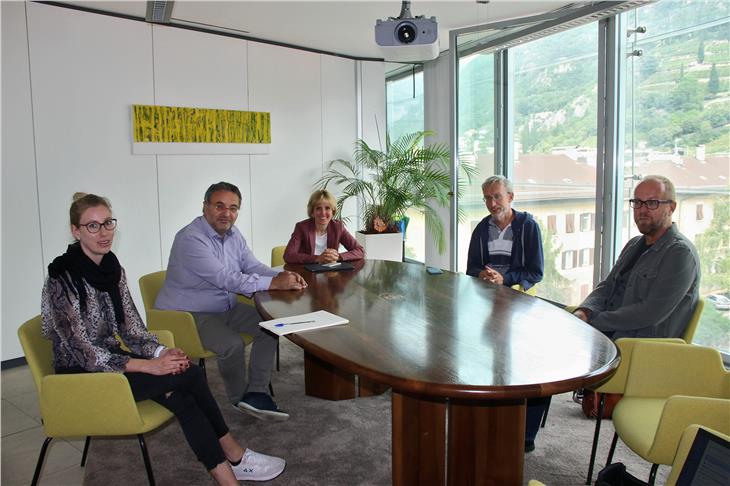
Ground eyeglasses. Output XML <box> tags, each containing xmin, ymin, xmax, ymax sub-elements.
<box><xmin>629</xmin><ymin>199</ymin><xmax>673</xmax><ymax>210</ymax></box>
<box><xmin>482</xmin><ymin>194</ymin><xmax>505</xmax><ymax>203</ymax></box>
<box><xmin>78</xmin><ymin>219</ymin><xmax>117</xmax><ymax>233</ymax></box>
<box><xmin>208</xmin><ymin>202</ymin><xmax>239</xmax><ymax>214</ymax></box>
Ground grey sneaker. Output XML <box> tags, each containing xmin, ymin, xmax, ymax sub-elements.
<box><xmin>236</xmin><ymin>392</ymin><xmax>289</xmax><ymax>421</ymax></box>
<box><xmin>231</xmin><ymin>449</ymin><xmax>285</xmax><ymax>481</ymax></box>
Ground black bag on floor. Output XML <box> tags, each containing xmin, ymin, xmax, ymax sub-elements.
<box><xmin>595</xmin><ymin>463</ymin><xmax>648</xmax><ymax>486</ymax></box>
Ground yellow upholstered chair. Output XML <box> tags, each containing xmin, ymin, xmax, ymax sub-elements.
<box><xmin>678</xmin><ymin>296</ymin><xmax>704</xmax><ymax>344</ymax></box>
<box><xmin>607</xmin><ymin>341</ymin><xmax>730</xmax><ymax>485</ymax></box>
<box><xmin>271</xmin><ymin>245</ymin><xmax>286</xmax><ymax>267</ymax></box>
<box><xmin>584</xmin><ymin>297</ymin><xmax>706</xmax><ymax>484</ymax></box>
<box><xmin>18</xmin><ymin>315</ymin><xmax>174</xmax><ymax>486</ymax></box>
<box><xmin>511</xmin><ymin>283</ymin><xmax>538</xmax><ymax>296</ymax></box>
<box><xmin>139</xmin><ymin>271</ymin><xmax>253</xmax><ymax>375</ymax></box>
<box><xmin>584</xmin><ymin>337</ymin><xmax>685</xmax><ymax>483</ymax></box>
<box><xmin>665</xmin><ymin>425</ymin><xmax>730</xmax><ymax>486</ymax></box>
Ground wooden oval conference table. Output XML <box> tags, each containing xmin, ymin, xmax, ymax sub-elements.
<box><xmin>255</xmin><ymin>260</ymin><xmax>619</xmax><ymax>486</ymax></box>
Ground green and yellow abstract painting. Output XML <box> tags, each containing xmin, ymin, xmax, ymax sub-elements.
<box><xmin>132</xmin><ymin>105</ymin><xmax>271</xmax><ymax>144</ymax></box>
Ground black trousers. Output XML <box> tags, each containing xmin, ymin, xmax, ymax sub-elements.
<box><xmin>60</xmin><ymin>364</ymin><xmax>229</xmax><ymax>470</ymax></box>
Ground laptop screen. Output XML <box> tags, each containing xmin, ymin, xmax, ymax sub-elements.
<box><xmin>676</xmin><ymin>427</ymin><xmax>730</xmax><ymax>486</ymax></box>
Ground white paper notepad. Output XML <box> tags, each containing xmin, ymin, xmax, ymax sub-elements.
<box><xmin>259</xmin><ymin>310</ymin><xmax>349</xmax><ymax>336</ymax></box>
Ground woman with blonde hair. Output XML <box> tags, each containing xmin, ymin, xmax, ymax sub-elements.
<box><xmin>283</xmin><ymin>189</ymin><xmax>364</xmax><ymax>264</ymax></box>
<box><xmin>41</xmin><ymin>192</ymin><xmax>285</xmax><ymax>485</ymax></box>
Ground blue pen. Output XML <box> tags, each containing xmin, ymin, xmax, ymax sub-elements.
<box><xmin>274</xmin><ymin>320</ymin><xmax>315</xmax><ymax>327</ymax></box>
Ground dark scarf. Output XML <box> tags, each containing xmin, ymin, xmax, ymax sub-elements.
<box><xmin>48</xmin><ymin>242</ymin><xmax>124</xmax><ymax>324</ymax></box>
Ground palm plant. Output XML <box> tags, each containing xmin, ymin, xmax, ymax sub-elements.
<box><xmin>315</xmin><ymin>131</ymin><xmax>475</xmax><ymax>254</ymax></box>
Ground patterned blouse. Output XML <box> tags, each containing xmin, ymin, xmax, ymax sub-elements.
<box><xmin>41</xmin><ymin>267</ymin><xmax>160</xmax><ymax>372</ymax></box>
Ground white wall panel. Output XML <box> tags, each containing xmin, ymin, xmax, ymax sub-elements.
<box><xmin>320</xmin><ymin>56</ymin><xmax>358</xmax><ymax>231</ymax></box>
<box><xmin>1</xmin><ymin>5</ymin><xmax>386</xmax><ymax>361</ymax></box>
<box><xmin>247</xmin><ymin>44</ymin><xmax>323</xmax><ymax>260</ymax></box>
<box><xmin>360</xmin><ymin>61</ymin><xmax>386</xmax><ymax>153</ymax></box>
<box><xmin>26</xmin><ymin>3</ymin><xmax>157</xmax><ymax>312</ymax></box>
<box><xmin>2</xmin><ymin>2</ymin><xmax>44</xmax><ymax>360</ymax></box>
<box><xmin>423</xmin><ymin>54</ymin><xmax>452</xmax><ymax>269</ymax></box>
<box><xmin>151</xmin><ymin>26</ymin><xmax>253</xmax><ymax>265</ymax></box>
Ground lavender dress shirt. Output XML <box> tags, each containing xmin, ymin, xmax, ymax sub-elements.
<box><xmin>155</xmin><ymin>216</ymin><xmax>278</xmax><ymax>313</ymax></box>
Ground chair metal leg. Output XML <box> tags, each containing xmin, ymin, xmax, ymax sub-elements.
<box><xmin>137</xmin><ymin>434</ymin><xmax>156</xmax><ymax>486</ymax></box>
<box><xmin>648</xmin><ymin>464</ymin><xmax>659</xmax><ymax>485</ymax></box>
<box><xmin>540</xmin><ymin>396</ymin><xmax>552</xmax><ymax>427</ymax></box>
<box><xmin>269</xmin><ymin>382</ymin><xmax>275</xmax><ymax>397</ymax></box>
<box><xmin>586</xmin><ymin>393</ymin><xmax>606</xmax><ymax>484</ymax></box>
<box><xmin>198</xmin><ymin>358</ymin><xmax>207</xmax><ymax>380</ymax></box>
<box><xmin>31</xmin><ymin>437</ymin><xmax>53</xmax><ymax>486</ymax></box>
<box><xmin>80</xmin><ymin>436</ymin><xmax>91</xmax><ymax>466</ymax></box>
<box><xmin>606</xmin><ymin>432</ymin><xmax>619</xmax><ymax>467</ymax></box>
<box><xmin>276</xmin><ymin>339</ymin><xmax>280</xmax><ymax>371</ymax></box>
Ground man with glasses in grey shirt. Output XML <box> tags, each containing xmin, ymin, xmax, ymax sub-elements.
<box><xmin>573</xmin><ymin>175</ymin><xmax>700</xmax><ymax>339</ymax></box>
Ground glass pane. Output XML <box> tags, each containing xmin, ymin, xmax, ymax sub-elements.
<box><xmin>386</xmin><ymin>71</ymin><xmax>424</xmax><ymax>141</ymax></box>
<box><xmin>622</xmin><ymin>0</ymin><xmax>730</xmax><ymax>354</ymax></box>
<box><xmin>511</xmin><ymin>22</ymin><xmax>599</xmax><ymax>304</ymax></box>
<box><xmin>386</xmin><ymin>72</ymin><xmax>425</xmax><ymax>262</ymax></box>
<box><xmin>456</xmin><ymin>51</ymin><xmax>495</xmax><ymax>272</ymax></box>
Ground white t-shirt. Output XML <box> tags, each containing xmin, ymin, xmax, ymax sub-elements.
<box><xmin>314</xmin><ymin>233</ymin><xmax>327</xmax><ymax>255</ymax></box>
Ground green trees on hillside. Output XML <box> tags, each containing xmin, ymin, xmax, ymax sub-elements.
<box><xmin>697</xmin><ymin>39</ymin><xmax>705</xmax><ymax>63</ymax></box>
<box><xmin>708</xmin><ymin>63</ymin><xmax>720</xmax><ymax>94</ymax></box>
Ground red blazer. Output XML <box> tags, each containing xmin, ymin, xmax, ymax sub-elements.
<box><xmin>283</xmin><ymin>218</ymin><xmax>365</xmax><ymax>264</ymax></box>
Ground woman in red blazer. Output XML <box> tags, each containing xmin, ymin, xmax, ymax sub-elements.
<box><xmin>284</xmin><ymin>190</ymin><xmax>365</xmax><ymax>264</ymax></box>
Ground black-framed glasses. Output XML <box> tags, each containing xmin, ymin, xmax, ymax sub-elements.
<box><xmin>629</xmin><ymin>199</ymin><xmax>673</xmax><ymax>210</ymax></box>
<box><xmin>78</xmin><ymin>219</ymin><xmax>117</xmax><ymax>233</ymax></box>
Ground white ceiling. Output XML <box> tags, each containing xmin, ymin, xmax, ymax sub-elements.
<box><xmin>65</xmin><ymin>1</ymin><xmax>574</xmax><ymax>59</ymax></box>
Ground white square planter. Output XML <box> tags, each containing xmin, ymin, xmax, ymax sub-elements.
<box><xmin>356</xmin><ymin>231</ymin><xmax>403</xmax><ymax>262</ymax></box>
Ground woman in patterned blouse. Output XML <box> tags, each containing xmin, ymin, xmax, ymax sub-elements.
<box><xmin>41</xmin><ymin>193</ymin><xmax>286</xmax><ymax>484</ymax></box>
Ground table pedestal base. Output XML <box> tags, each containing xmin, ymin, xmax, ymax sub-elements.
<box><xmin>303</xmin><ymin>351</ymin><xmax>389</xmax><ymax>400</ymax></box>
<box><xmin>392</xmin><ymin>392</ymin><xmax>526</xmax><ymax>486</ymax></box>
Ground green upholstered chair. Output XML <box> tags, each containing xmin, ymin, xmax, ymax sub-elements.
<box><xmin>18</xmin><ymin>315</ymin><xmax>175</xmax><ymax>486</ymax></box>
<box><xmin>665</xmin><ymin>424</ymin><xmax>730</xmax><ymax>486</ymax></box>
<box><xmin>584</xmin><ymin>297</ymin><xmax>706</xmax><ymax>484</ymax></box>
<box><xmin>139</xmin><ymin>271</ymin><xmax>254</xmax><ymax>376</ymax></box>
<box><xmin>607</xmin><ymin>341</ymin><xmax>730</xmax><ymax>485</ymax></box>
<box><xmin>511</xmin><ymin>283</ymin><xmax>538</xmax><ymax>296</ymax></box>
<box><xmin>271</xmin><ymin>245</ymin><xmax>286</xmax><ymax>267</ymax></box>
<box><xmin>677</xmin><ymin>296</ymin><xmax>704</xmax><ymax>344</ymax></box>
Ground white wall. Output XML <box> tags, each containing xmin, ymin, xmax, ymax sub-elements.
<box><xmin>1</xmin><ymin>1</ymin><xmax>45</xmax><ymax>360</ymax></box>
<box><xmin>423</xmin><ymin>53</ymin><xmax>453</xmax><ymax>270</ymax></box>
<box><xmin>1</xmin><ymin>2</ymin><xmax>385</xmax><ymax>361</ymax></box>
<box><xmin>151</xmin><ymin>25</ymin><xmax>252</xmax><ymax>265</ymax></box>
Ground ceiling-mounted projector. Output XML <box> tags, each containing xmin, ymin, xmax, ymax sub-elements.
<box><xmin>374</xmin><ymin>1</ymin><xmax>439</xmax><ymax>62</ymax></box>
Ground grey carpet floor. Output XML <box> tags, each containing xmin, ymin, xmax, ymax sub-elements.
<box><xmin>84</xmin><ymin>339</ymin><xmax>669</xmax><ymax>485</ymax></box>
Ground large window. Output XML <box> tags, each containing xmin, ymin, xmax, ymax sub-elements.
<box><xmin>456</xmin><ymin>23</ymin><xmax>599</xmax><ymax>305</ymax></box>
<box><xmin>513</xmin><ymin>22</ymin><xmax>598</xmax><ymax>304</ymax></box>
<box><xmin>452</xmin><ymin>0</ymin><xmax>729</xmax><ymax>357</ymax></box>
<box><xmin>456</xmin><ymin>51</ymin><xmax>495</xmax><ymax>271</ymax></box>
<box><xmin>622</xmin><ymin>1</ymin><xmax>730</xmax><ymax>354</ymax></box>
<box><xmin>386</xmin><ymin>70</ymin><xmax>425</xmax><ymax>261</ymax></box>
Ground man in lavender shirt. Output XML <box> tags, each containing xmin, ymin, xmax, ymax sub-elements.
<box><xmin>155</xmin><ymin>181</ymin><xmax>307</xmax><ymax>421</ymax></box>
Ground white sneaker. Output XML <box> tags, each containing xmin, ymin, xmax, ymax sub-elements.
<box><xmin>231</xmin><ymin>449</ymin><xmax>286</xmax><ymax>481</ymax></box>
